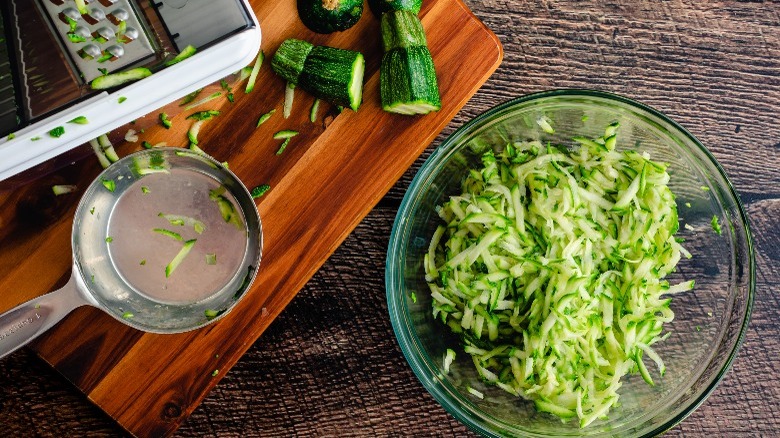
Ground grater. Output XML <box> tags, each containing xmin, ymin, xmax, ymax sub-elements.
<box><xmin>0</xmin><ymin>0</ymin><xmax>261</xmax><ymax>181</ymax></box>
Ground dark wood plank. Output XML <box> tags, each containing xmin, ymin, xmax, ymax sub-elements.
<box><xmin>2</xmin><ymin>0</ymin><xmax>780</xmax><ymax>436</ymax></box>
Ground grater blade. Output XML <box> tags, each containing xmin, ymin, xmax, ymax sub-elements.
<box><xmin>37</xmin><ymin>0</ymin><xmax>156</xmax><ymax>83</ymax></box>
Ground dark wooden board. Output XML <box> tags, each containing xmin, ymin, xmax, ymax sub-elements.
<box><xmin>2</xmin><ymin>0</ymin><xmax>780</xmax><ymax>436</ymax></box>
<box><xmin>0</xmin><ymin>0</ymin><xmax>501</xmax><ymax>436</ymax></box>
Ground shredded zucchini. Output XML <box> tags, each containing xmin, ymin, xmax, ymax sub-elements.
<box><xmin>283</xmin><ymin>82</ymin><xmax>295</xmax><ymax>119</ymax></box>
<box><xmin>426</xmin><ymin>123</ymin><xmax>692</xmax><ymax>427</ymax></box>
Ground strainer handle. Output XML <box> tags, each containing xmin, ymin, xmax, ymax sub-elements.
<box><xmin>0</xmin><ymin>274</ymin><xmax>91</xmax><ymax>360</ymax></box>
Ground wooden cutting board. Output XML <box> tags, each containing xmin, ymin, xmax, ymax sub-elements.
<box><xmin>0</xmin><ymin>0</ymin><xmax>501</xmax><ymax>435</ymax></box>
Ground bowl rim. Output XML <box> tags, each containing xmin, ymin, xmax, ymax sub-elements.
<box><xmin>385</xmin><ymin>89</ymin><xmax>755</xmax><ymax>437</ymax></box>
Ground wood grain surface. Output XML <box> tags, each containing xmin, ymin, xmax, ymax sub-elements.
<box><xmin>1</xmin><ymin>0</ymin><xmax>779</xmax><ymax>436</ymax></box>
<box><xmin>0</xmin><ymin>0</ymin><xmax>501</xmax><ymax>436</ymax></box>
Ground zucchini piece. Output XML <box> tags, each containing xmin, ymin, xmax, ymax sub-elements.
<box><xmin>380</xmin><ymin>9</ymin><xmax>427</xmax><ymax>52</ymax></box>
<box><xmin>271</xmin><ymin>39</ymin><xmax>314</xmax><ymax>84</ymax></box>
<box><xmin>380</xmin><ymin>46</ymin><xmax>440</xmax><ymax>115</ymax></box>
<box><xmin>297</xmin><ymin>0</ymin><xmax>364</xmax><ymax>34</ymax></box>
<box><xmin>368</xmin><ymin>0</ymin><xmax>422</xmax><ymax>16</ymax></box>
<box><xmin>98</xmin><ymin>134</ymin><xmax>119</xmax><ymax>163</ymax></box>
<box><xmin>251</xmin><ymin>184</ymin><xmax>271</xmax><ymax>199</ymax></box>
<box><xmin>68</xmin><ymin>116</ymin><xmax>89</xmax><ymax>125</ymax></box>
<box><xmin>283</xmin><ymin>83</ymin><xmax>295</xmax><ymax>119</ymax></box>
<box><xmin>188</xmin><ymin>120</ymin><xmax>204</xmax><ymax>145</ymax></box>
<box><xmin>153</xmin><ymin>228</ymin><xmax>183</xmax><ymax>241</ymax></box>
<box><xmin>52</xmin><ymin>185</ymin><xmax>77</xmax><ymax>196</ymax></box>
<box><xmin>74</xmin><ymin>0</ymin><xmax>89</xmax><ymax>15</ymax></box>
<box><xmin>91</xmin><ymin>68</ymin><xmax>152</xmax><ymax>90</ymax></box>
<box><xmin>310</xmin><ymin>98</ymin><xmax>321</xmax><ymax>122</ymax></box>
<box><xmin>90</xmin><ymin>139</ymin><xmax>111</xmax><ymax>169</ymax></box>
<box><xmin>184</xmin><ymin>92</ymin><xmax>222</xmax><ymax>111</ymax></box>
<box><xmin>245</xmin><ymin>51</ymin><xmax>265</xmax><ymax>93</ymax></box>
<box><xmin>164</xmin><ymin>45</ymin><xmax>197</xmax><ymax>66</ymax></box>
<box><xmin>256</xmin><ymin>110</ymin><xmax>275</xmax><ymax>127</ymax></box>
<box><xmin>165</xmin><ymin>239</ymin><xmax>197</xmax><ymax>278</ymax></box>
<box><xmin>273</xmin><ymin>130</ymin><xmax>299</xmax><ymax>139</ymax></box>
<box><xmin>276</xmin><ymin>138</ymin><xmax>291</xmax><ymax>155</ymax></box>
<box><xmin>299</xmin><ymin>46</ymin><xmax>365</xmax><ymax>111</ymax></box>
<box><xmin>160</xmin><ymin>112</ymin><xmax>172</xmax><ymax>129</ymax></box>
<box><xmin>187</xmin><ymin>110</ymin><xmax>221</xmax><ymax>121</ymax></box>
<box><xmin>49</xmin><ymin>126</ymin><xmax>65</xmax><ymax>138</ymax></box>
<box><xmin>273</xmin><ymin>39</ymin><xmax>364</xmax><ymax>111</ymax></box>
<box><xmin>180</xmin><ymin>89</ymin><xmax>203</xmax><ymax>106</ymax></box>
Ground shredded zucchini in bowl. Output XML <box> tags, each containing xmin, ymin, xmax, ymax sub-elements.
<box><xmin>425</xmin><ymin>123</ymin><xmax>694</xmax><ymax>427</ymax></box>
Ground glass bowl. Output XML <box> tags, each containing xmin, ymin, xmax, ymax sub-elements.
<box><xmin>386</xmin><ymin>90</ymin><xmax>754</xmax><ymax>437</ymax></box>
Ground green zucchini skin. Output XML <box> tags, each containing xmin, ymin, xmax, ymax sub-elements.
<box><xmin>272</xmin><ymin>39</ymin><xmax>365</xmax><ymax>111</ymax></box>
<box><xmin>91</xmin><ymin>67</ymin><xmax>152</xmax><ymax>90</ymax></box>
<box><xmin>270</xmin><ymin>39</ymin><xmax>314</xmax><ymax>84</ymax></box>
<box><xmin>300</xmin><ymin>46</ymin><xmax>365</xmax><ymax>110</ymax></box>
<box><xmin>368</xmin><ymin>0</ymin><xmax>422</xmax><ymax>16</ymax></box>
<box><xmin>297</xmin><ymin>0</ymin><xmax>364</xmax><ymax>34</ymax></box>
<box><xmin>381</xmin><ymin>9</ymin><xmax>427</xmax><ymax>52</ymax></box>
<box><xmin>380</xmin><ymin>46</ymin><xmax>440</xmax><ymax>115</ymax></box>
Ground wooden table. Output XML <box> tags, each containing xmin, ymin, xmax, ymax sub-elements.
<box><xmin>1</xmin><ymin>0</ymin><xmax>779</xmax><ymax>435</ymax></box>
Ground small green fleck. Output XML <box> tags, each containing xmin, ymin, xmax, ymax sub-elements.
<box><xmin>31</xmin><ymin>136</ymin><xmax>41</xmax><ymax>141</ymax></box>
<box><xmin>256</xmin><ymin>110</ymin><xmax>275</xmax><ymax>127</ymax></box>
<box><xmin>707</xmin><ymin>311</ymin><xmax>713</xmax><ymax>317</ymax></box>
<box><xmin>695</xmin><ymin>325</ymin><xmax>701</xmax><ymax>332</ymax></box>
<box><xmin>98</xmin><ymin>68</ymin><xmax>108</xmax><ymax>76</ymax></box>
<box><xmin>211</xmin><ymin>369</ymin><xmax>219</xmax><ymax>377</ymax></box>
<box><xmin>122</xmin><ymin>311</ymin><xmax>134</xmax><ymax>319</ymax></box>
<box><xmin>154</xmin><ymin>228</ymin><xmax>183</xmax><ymax>241</ymax></box>
<box><xmin>142</xmin><ymin>141</ymin><xmax>152</xmax><ymax>149</ymax></box>
<box><xmin>700</xmin><ymin>186</ymin><xmax>710</xmax><ymax>191</ymax></box>
<box><xmin>7</xmin><ymin>133</ymin><xmax>15</xmax><ymax>140</ymax></box>
<box><xmin>49</xmin><ymin>126</ymin><xmax>66</xmax><ymax>138</ymax></box>
<box><xmin>273</xmin><ymin>130</ymin><xmax>298</xmax><ymax>140</ymax></box>
<box><xmin>250</xmin><ymin>184</ymin><xmax>270</xmax><ymax>199</ymax></box>
<box><xmin>90</xmin><ymin>206</ymin><xmax>96</xmax><ymax>215</ymax></box>
<box><xmin>205</xmin><ymin>253</ymin><xmax>217</xmax><ymax>265</ymax></box>
<box><xmin>220</xmin><ymin>79</ymin><xmax>231</xmax><ymax>91</ymax></box>
<box><xmin>187</xmin><ymin>110</ymin><xmax>220</xmax><ymax>121</ymax></box>
<box><xmin>581</xmin><ymin>115</ymin><xmax>589</xmax><ymax>122</ymax></box>
<box><xmin>68</xmin><ymin>116</ymin><xmax>89</xmax><ymax>125</ymax></box>
<box><xmin>160</xmin><ymin>112</ymin><xmax>172</xmax><ymax>129</ymax></box>
<box><xmin>205</xmin><ymin>309</ymin><xmax>219</xmax><ymax>318</ymax></box>
<box><xmin>180</xmin><ymin>88</ymin><xmax>203</xmax><ymax>106</ymax></box>
<box><xmin>685</xmin><ymin>202</ymin><xmax>692</xmax><ymax>208</ymax></box>
<box><xmin>140</xmin><ymin>259</ymin><xmax>146</xmax><ymax>265</ymax></box>
<box><xmin>410</xmin><ymin>292</ymin><xmax>417</xmax><ymax>303</ymax></box>
<box><xmin>118</xmin><ymin>96</ymin><xmax>127</xmax><ymax>104</ymax></box>
<box><xmin>102</xmin><ymin>178</ymin><xmax>116</xmax><ymax>192</ymax></box>
<box><xmin>91</xmin><ymin>274</ymin><xmax>95</xmax><ymax>283</ymax></box>
<box><xmin>310</xmin><ymin>99</ymin><xmax>320</xmax><ymax>123</ymax></box>
<box><xmin>711</xmin><ymin>215</ymin><xmax>722</xmax><ymax>235</ymax></box>
<box><xmin>105</xmin><ymin>236</ymin><xmax>113</xmax><ymax>243</ymax></box>
<box><xmin>275</xmin><ymin>138</ymin><xmax>290</xmax><ymax>155</ymax></box>
<box><xmin>227</xmin><ymin>92</ymin><xmax>234</xmax><ymax>103</ymax></box>
<box><xmin>141</xmin><ymin>186</ymin><xmax>150</xmax><ymax>194</ymax></box>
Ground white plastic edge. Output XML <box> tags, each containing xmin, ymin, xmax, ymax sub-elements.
<box><xmin>0</xmin><ymin>2</ymin><xmax>261</xmax><ymax>182</ymax></box>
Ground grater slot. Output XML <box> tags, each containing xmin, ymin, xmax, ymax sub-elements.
<box><xmin>36</xmin><ymin>0</ymin><xmax>157</xmax><ymax>82</ymax></box>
